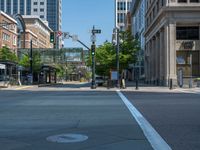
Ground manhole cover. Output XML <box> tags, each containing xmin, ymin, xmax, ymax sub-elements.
<box><xmin>46</xmin><ymin>134</ymin><xmax>88</xmax><ymax>143</ymax></box>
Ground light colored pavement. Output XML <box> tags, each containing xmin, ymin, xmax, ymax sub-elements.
<box><xmin>0</xmin><ymin>89</ymin><xmax>153</xmax><ymax>150</ymax></box>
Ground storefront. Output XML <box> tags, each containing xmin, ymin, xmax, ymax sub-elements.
<box><xmin>0</xmin><ymin>61</ymin><xmax>18</xmax><ymax>85</ymax></box>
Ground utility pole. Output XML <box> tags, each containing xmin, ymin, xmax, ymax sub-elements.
<box><xmin>91</xmin><ymin>26</ymin><xmax>101</xmax><ymax>89</ymax></box>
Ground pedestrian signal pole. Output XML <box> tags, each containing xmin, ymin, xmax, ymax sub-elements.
<box><xmin>91</xmin><ymin>26</ymin><xmax>101</xmax><ymax>89</ymax></box>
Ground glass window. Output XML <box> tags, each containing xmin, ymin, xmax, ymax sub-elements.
<box><xmin>176</xmin><ymin>27</ymin><xmax>199</xmax><ymax>40</ymax></box>
<box><xmin>27</xmin><ymin>0</ymin><xmax>31</xmax><ymax>15</ymax></box>
<box><xmin>33</xmin><ymin>2</ymin><xmax>37</xmax><ymax>5</ymax></box>
<box><xmin>13</xmin><ymin>0</ymin><xmax>18</xmax><ymax>14</ymax></box>
<box><xmin>6</xmin><ymin>0</ymin><xmax>11</xmax><ymax>14</ymax></box>
<box><xmin>190</xmin><ymin>0</ymin><xmax>199</xmax><ymax>2</ymax></box>
<box><xmin>1</xmin><ymin>0</ymin><xmax>5</xmax><ymax>11</ymax></box>
<box><xmin>20</xmin><ymin>0</ymin><xmax>25</xmax><ymax>14</ymax></box>
<box><xmin>178</xmin><ymin>0</ymin><xmax>187</xmax><ymax>2</ymax></box>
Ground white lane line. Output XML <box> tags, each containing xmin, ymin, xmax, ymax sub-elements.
<box><xmin>117</xmin><ymin>90</ymin><xmax>172</xmax><ymax>150</ymax></box>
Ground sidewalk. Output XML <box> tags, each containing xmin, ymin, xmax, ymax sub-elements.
<box><xmin>122</xmin><ymin>81</ymin><xmax>200</xmax><ymax>93</ymax></box>
<box><xmin>0</xmin><ymin>85</ymin><xmax>36</xmax><ymax>90</ymax></box>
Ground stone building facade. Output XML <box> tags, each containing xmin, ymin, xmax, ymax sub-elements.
<box><xmin>144</xmin><ymin>0</ymin><xmax>200</xmax><ymax>86</ymax></box>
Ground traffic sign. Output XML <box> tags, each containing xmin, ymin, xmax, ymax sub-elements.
<box><xmin>72</xmin><ymin>35</ymin><xmax>78</xmax><ymax>41</ymax></box>
<box><xmin>92</xmin><ymin>29</ymin><xmax>101</xmax><ymax>34</ymax></box>
<box><xmin>91</xmin><ymin>35</ymin><xmax>96</xmax><ymax>42</ymax></box>
<box><xmin>63</xmin><ymin>32</ymin><xmax>70</xmax><ymax>39</ymax></box>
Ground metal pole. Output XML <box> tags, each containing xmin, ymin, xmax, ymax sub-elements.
<box><xmin>30</xmin><ymin>40</ymin><xmax>33</xmax><ymax>84</ymax></box>
<box><xmin>189</xmin><ymin>53</ymin><xmax>193</xmax><ymax>88</ymax></box>
<box><xmin>91</xmin><ymin>26</ymin><xmax>96</xmax><ymax>89</ymax></box>
<box><xmin>116</xmin><ymin>28</ymin><xmax>120</xmax><ymax>88</ymax></box>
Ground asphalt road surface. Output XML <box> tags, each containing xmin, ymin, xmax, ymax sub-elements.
<box><xmin>123</xmin><ymin>91</ymin><xmax>200</xmax><ymax>150</ymax></box>
<box><xmin>0</xmin><ymin>89</ymin><xmax>153</xmax><ymax>150</ymax></box>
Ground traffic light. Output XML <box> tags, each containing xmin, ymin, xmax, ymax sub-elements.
<box><xmin>91</xmin><ymin>45</ymin><xmax>95</xmax><ymax>55</ymax></box>
<box><xmin>50</xmin><ymin>32</ymin><xmax>55</xmax><ymax>43</ymax></box>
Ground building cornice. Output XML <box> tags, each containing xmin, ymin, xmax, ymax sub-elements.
<box><xmin>0</xmin><ymin>11</ymin><xmax>17</xmax><ymax>24</ymax></box>
<box><xmin>144</xmin><ymin>6</ymin><xmax>200</xmax><ymax>37</ymax></box>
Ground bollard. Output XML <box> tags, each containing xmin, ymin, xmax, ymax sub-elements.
<box><xmin>107</xmin><ymin>79</ymin><xmax>110</xmax><ymax>89</ymax></box>
<box><xmin>136</xmin><ymin>79</ymin><xmax>139</xmax><ymax>90</ymax></box>
<box><xmin>169</xmin><ymin>79</ymin><xmax>173</xmax><ymax>90</ymax></box>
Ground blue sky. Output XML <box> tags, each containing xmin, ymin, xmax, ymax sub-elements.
<box><xmin>62</xmin><ymin>0</ymin><xmax>114</xmax><ymax>49</ymax></box>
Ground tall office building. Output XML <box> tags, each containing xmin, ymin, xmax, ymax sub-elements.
<box><xmin>0</xmin><ymin>0</ymin><xmax>62</xmax><ymax>48</ymax></box>
<box><xmin>131</xmin><ymin>0</ymin><xmax>146</xmax><ymax>80</ymax></box>
<box><xmin>115</xmin><ymin>0</ymin><xmax>132</xmax><ymax>31</ymax></box>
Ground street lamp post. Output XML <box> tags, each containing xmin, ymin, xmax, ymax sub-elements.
<box><xmin>113</xmin><ymin>28</ymin><xmax>120</xmax><ymax>88</ymax></box>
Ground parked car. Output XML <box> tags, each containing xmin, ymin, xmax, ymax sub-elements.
<box><xmin>95</xmin><ymin>76</ymin><xmax>104</xmax><ymax>86</ymax></box>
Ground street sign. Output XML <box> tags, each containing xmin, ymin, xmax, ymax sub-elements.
<box><xmin>63</xmin><ymin>32</ymin><xmax>70</xmax><ymax>39</ymax></box>
<box><xmin>111</xmin><ymin>71</ymin><xmax>118</xmax><ymax>80</ymax></box>
<box><xmin>72</xmin><ymin>35</ymin><xmax>78</xmax><ymax>41</ymax></box>
<box><xmin>92</xmin><ymin>29</ymin><xmax>101</xmax><ymax>34</ymax></box>
<box><xmin>91</xmin><ymin>35</ymin><xmax>96</xmax><ymax>42</ymax></box>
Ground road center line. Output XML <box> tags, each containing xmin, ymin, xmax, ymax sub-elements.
<box><xmin>116</xmin><ymin>90</ymin><xmax>172</xmax><ymax>150</ymax></box>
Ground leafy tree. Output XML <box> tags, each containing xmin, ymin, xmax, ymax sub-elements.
<box><xmin>95</xmin><ymin>42</ymin><xmax>116</xmax><ymax>76</ymax></box>
<box><xmin>19</xmin><ymin>55</ymin><xmax>29</xmax><ymax>69</ymax></box>
<box><xmin>119</xmin><ymin>30</ymin><xmax>140</xmax><ymax>70</ymax></box>
<box><xmin>32</xmin><ymin>51</ymin><xmax>42</xmax><ymax>73</ymax></box>
<box><xmin>56</xmin><ymin>63</ymin><xmax>67</xmax><ymax>79</ymax></box>
<box><xmin>92</xmin><ymin>30</ymin><xmax>140</xmax><ymax>77</ymax></box>
<box><xmin>0</xmin><ymin>46</ymin><xmax>18</xmax><ymax>62</ymax></box>
<box><xmin>19</xmin><ymin>51</ymin><xmax>42</xmax><ymax>73</ymax></box>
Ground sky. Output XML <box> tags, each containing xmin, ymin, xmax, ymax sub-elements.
<box><xmin>62</xmin><ymin>0</ymin><xmax>115</xmax><ymax>49</ymax></box>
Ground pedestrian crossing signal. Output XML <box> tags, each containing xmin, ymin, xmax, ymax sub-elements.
<box><xmin>50</xmin><ymin>32</ymin><xmax>55</xmax><ymax>43</ymax></box>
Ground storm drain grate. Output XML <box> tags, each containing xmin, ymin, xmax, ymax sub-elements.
<box><xmin>46</xmin><ymin>134</ymin><xmax>88</xmax><ymax>143</ymax></box>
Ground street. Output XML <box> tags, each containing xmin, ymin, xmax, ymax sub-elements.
<box><xmin>123</xmin><ymin>91</ymin><xmax>200</xmax><ymax>150</ymax></box>
<box><xmin>0</xmin><ymin>85</ymin><xmax>152</xmax><ymax>150</ymax></box>
<box><xmin>0</xmin><ymin>84</ymin><xmax>200</xmax><ymax>150</ymax></box>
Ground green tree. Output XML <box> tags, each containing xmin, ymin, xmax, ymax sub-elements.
<box><xmin>56</xmin><ymin>63</ymin><xmax>67</xmax><ymax>80</ymax></box>
<box><xmin>119</xmin><ymin>30</ymin><xmax>140</xmax><ymax>70</ymax></box>
<box><xmin>19</xmin><ymin>55</ymin><xmax>29</xmax><ymax>68</ymax></box>
<box><xmin>93</xmin><ymin>30</ymin><xmax>140</xmax><ymax>76</ymax></box>
<box><xmin>32</xmin><ymin>51</ymin><xmax>42</xmax><ymax>73</ymax></box>
<box><xmin>95</xmin><ymin>42</ymin><xmax>116</xmax><ymax>76</ymax></box>
<box><xmin>19</xmin><ymin>51</ymin><xmax>42</xmax><ymax>73</ymax></box>
<box><xmin>0</xmin><ymin>46</ymin><xmax>18</xmax><ymax>62</ymax></box>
